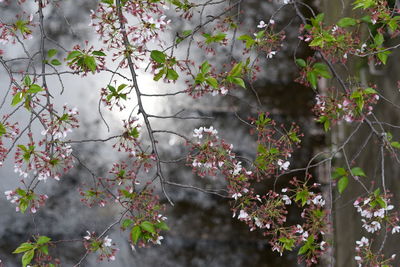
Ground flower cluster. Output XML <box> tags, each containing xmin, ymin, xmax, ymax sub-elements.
<box><xmin>353</xmin><ymin>189</ymin><xmax>400</xmax><ymax>234</ymax></box>
<box><xmin>354</xmin><ymin>236</ymin><xmax>396</xmax><ymax>267</ymax></box>
<box><xmin>40</xmin><ymin>104</ymin><xmax>79</xmax><ymax>140</ymax></box>
<box><xmin>5</xmin><ymin>188</ymin><xmax>48</xmax><ymax>213</ymax></box>
<box><xmin>313</xmin><ymin>87</ymin><xmax>379</xmax><ymax>130</ymax></box>
<box><xmin>83</xmin><ymin>232</ymin><xmax>118</xmax><ymax>262</ymax></box>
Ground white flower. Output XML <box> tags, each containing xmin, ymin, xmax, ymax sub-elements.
<box><xmin>331</xmin><ymin>25</ymin><xmax>339</xmax><ymax>33</ymax></box>
<box><xmin>282</xmin><ymin>195</ymin><xmax>292</xmax><ymax>205</ymax></box>
<box><xmin>254</xmin><ymin>217</ymin><xmax>263</xmax><ymax>228</ymax></box>
<box><xmin>354</xmin><ymin>256</ymin><xmax>361</xmax><ymax>261</ymax></box>
<box><xmin>267</xmin><ymin>51</ymin><xmax>277</xmax><ymax>59</ymax></box>
<box><xmin>257</xmin><ymin>20</ymin><xmax>267</xmax><ymax>28</ymax></box>
<box><xmin>386</xmin><ymin>205</ymin><xmax>394</xmax><ymax>211</ymax></box>
<box><xmin>295</xmin><ymin>224</ymin><xmax>304</xmax><ymax>234</ymax></box>
<box><xmin>373</xmin><ymin>208</ymin><xmax>385</xmax><ymax>218</ymax></box>
<box><xmin>301</xmin><ymin>231</ymin><xmax>309</xmax><ymax>241</ymax></box>
<box><xmin>220</xmin><ymin>87</ymin><xmax>228</xmax><ymax>95</ymax></box>
<box><xmin>193</xmin><ymin>127</ymin><xmax>204</xmax><ymax>139</ymax></box>
<box><xmin>232</xmin><ymin>192</ymin><xmax>242</xmax><ymax>200</ymax></box>
<box><xmin>311</xmin><ymin>195</ymin><xmax>325</xmax><ymax>207</ymax></box>
<box><xmin>156</xmin><ymin>235</ymin><xmax>164</xmax><ymax>245</ymax></box>
<box><xmin>277</xmin><ymin>159</ymin><xmax>290</xmax><ymax>171</ymax></box>
<box><xmin>5</xmin><ymin>190</ymin><xmax>13</xmax><ymax>200</ymax></box>
<box><xmin>269</xmin><ymin>19</ymin><xmax>275</xmax><ymax>25</ymax></box>
<box><xmin>320</xmin><ymin>241</ymin><xmax>326</xmax><ymax>250</ymax></box>
<box><xmin>356</xmin><ymin>237</ymin><xmax>369</xmax><ymax>247</ymax></box>
<box><xmin>392</xmin><ymin>226</ymin><xmax>400</xmax><ymax>234</ymax></box>
<box><xmin>103</xmin><ymin>236</ymin><xmax>112</xmax><ymax>247</ymax></box>
<box><xmin>238</xmin><ymin>210</ymin><xmax>249</xmax><ymax>220</ymax></box>
<box><xmin>281</xmin><ymin>188</ymin><xmax>288</xmax><ymax>193</ymax></box>
<box><xmin>232</xmin><ymin>162</ymin><xmax>242</xmax><ymax>176</ymax></box>
<box><xmin>363</xmin><ymin>198</ymin><xmax>371</xmax><ymax>205</ymax></box>
<box><xmin>84</xmin><ymin>231</ymin><xmax>91</xmax><ymax>240</ymax></box>
<box><xmin>282</xmin><ymin>0</ymin><xmax>290</xmax><ymax>4</ymax></box>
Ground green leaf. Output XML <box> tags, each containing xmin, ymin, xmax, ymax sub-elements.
<box><xmin>153</xmin><ymin>69</ymin><xmax>165</xmax><ymax>81</ymax></box>
<box><xmin>12</xmin><ymin>92</ymin><xmax>24</xmax><ymax>106</ymax></box>
<box><xmin>107</xmin><ymin>85</ymin><xmax>116</xmax><ymax>93</ymax></box>
<box><xmin>229</xmin><ymin>62</ymin><xmax>243</xmax><ymax>77</ymax></box>
<box><xmin>337</xmin><ymin>17</ymin><xmax>357</xmax><ymax>27</ymax></box>
<box><xmin>338</xmin><ymin>176</ymin><xmax>349</xmax><ymax>194</ymax></box>
<box><xmin>360</xmin><ymin>15</ymin><xmax>372</xmax><ymax>23</ymax></box>
<box><xmin>84</xmin><ymin>56</ymin><xmax>97</xmax><ymax>72</ymax></box>
<box><xmin>23</xmin><ymin>75</ymin><xmax>31</xmax><ymax>86</ymax></box>
<box><xmin>332</xmin><ymin>167</ymin><xmax>347</xmax><ymax>179</ymax></box>
<box><xmin>200</xmin><ymin>61</ymin><xmax>210</xmax><ymax>74</ymax></box>
<box><xmin>122</xmin><ymin>219</ymin><xmax>133</xmax><ymax>228</ymax></box>
<box><xmin>13</xmin><ymin>243</ymin><xmax>35</xmax><ymax>254</ymax></box>
<box><xmin>0</xmin><ymin>122</ymin><xmax>6</xmax><ymax>137</ymax></box>
<box><xmin>140</xmin><ymin>221</ymin><xmax>156</xmax><ymax>234</ymax></box>
<box><xmin>313</xmin><ymin>63</ymin><xmax>332</xmax><ymax>78</ymax></box>
<box><xmin>166</xmin><ymin>69</ymin><xmax>179</xmax><ymax>80</ymax></box>
<box><xmin>364</xmin><ymin>87</ymin><xmax>377</xmax><ymax>94</ymax></box>
<box><xmin>50</xmin><ymin>59</ymin><xmax>61</xmax><ymax>66</ymax></box>
<box><xmin>36</xmin><ymin>236</ymin><xmax>51</xmax><ymax>245</ymax></box>
<box><xmin>19</xmin><ymin>199</ymin><xmax>29</xmax><ymax>213</ymax></box>
<box><xmin>92</xmin><ymin>50</ymin><xmax>106</xmax><ymax>57</ymax></box>
<box><xmin>306</xmin><ymin>71</ymin><xmax>318</xmax><ymax>89</ymax></box>
<box><xmin>66</xmin><ymin>51</ymin><xmax>82</xmax><ymax>60</ymax></box>
<box><xmin>206</xmin><ymin>77</ymin><xmax>218</xmax><ymax>88</ymax></box>
<box><xmin>155</xmin><ymin>221</ymin><xmax>170</xmax><ymax>231</ymax></box>
<box><xmin>117</xmin><ymin>84</ymin><xmax>128</xmax><ymax>91</ymax></box>
<box><xmin>27</xmin><ymin>84</ymin><xmax>43</xmax><ymax>94</ymax></box>
<box><xmin>131</xmin><ymin>225</ymin><xmax>141</xmax><ymax>244</ymax></box>
<box><xmin>295</xmin><ymin>190</ymin><xmax>309</xmax><ymax>206</ymax></box>
<box><xmin>374</xmin><ymin>33</ymin><xmax>384</xmax><ymax>46</ymax></box>
<box><xmin>298</xmin><ymin>244</ymin><xmax>309</xmax><ymax>255</ymax></box>
<box><xmin>351</xmin><ymin>167</ymin><xmax>366</xmax><ymax>177</ymax></box>
<box><xmin>39</xmin><ymin>245</ymin><xmax>49</xmax><ymax>255</ymax></box>
<box><xmin>391</xmin><ymin>141</ymin><xmax>400</xmax><ymax>149</ymax></box>
<box><xmin>377</xmin><ymin>51</ymin><xmax>390</xmax><ymax>65</ymax></box>
<box><xmin>22</xmin><ymin>249</ymin><xmax>35</xmax><ymax>267</ymax></box>
<box><xmin>47</xmin><ymin>49</ymin><xmax>58</xmax><ymax>58</ymax></box>
<box><xmin>231</xmin><ymin>77</ymin><xmax>245</xmax><ymax>88</ymax></box>
<box><xmin>295</xmin><ymin>58</ymin><xmax>307</xmax><ymax>68</ymax></box>
<box><xmin>150</xmin><ymin>50</ymin><xmax>166</xmax><ymax>64</ymax></box>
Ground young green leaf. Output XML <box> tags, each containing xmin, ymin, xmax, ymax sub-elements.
<box><xmin>13</xmin><ymin>243</ymin><xmax>35</xmax><ymax>254</ymax></box>
<box><xmin>12</xmin><ymin>92</ymin><xmax>24</xmax><ymax>106</ymax></box>
<box><xmin>351</xmin><ymin>167</ymin><xmax>366</xmax><ymax>177</ymax></box>
<box><xmin>140</xmin><ymin>221</ymin><xmax>156</xmax><ymax>234</ymax></box>
<box><xmin>50</xmin><ymin>59</ymin><xmax>62</xmax><ymax>66</ymax></box>
<box><xmin>166</xmin><ymin>69</ymin><xmax>179</xmax><ymax>80</ymax></box>
<box><xmin>27</xmin><ymin>84</ymin><xmax>43</xmax><ymax>94</ymax></box>
<box><xmin>150</xmin><ymin>50</ymin><xmax>166</xmax><ymax>64</ymax></box>
<box><xmin>295</xmin><ymin>58</ymin><xmax>307</xmax><ymax>68</ymax></box>
<box><xmin>23</xmin><ymin>75</ymin><xmax>32</xmax><ymax>86</ymax></box>
<box><xmin>92</xmin><ymin>50</ymin><xmax>106</xmax><ymax>57</ymax></box>
<box><xmin>0</xmin><ymin>123</ymin><xmax>6</xmax><ymax>137</ymax></box>
<box><xmin>131</xmin><ymin>225</ymin><xmax>141</xmax><ymax>244</ymax></box>
<box><xmin>337</xmin><ymin>17</ymin><xmax>357</xmax><ymax>27</ymax></box>
<box><xmin>36</xmin><ymin>236</ymin><xmax>51</xmax><ymax>245</ymax></box>
<box><xmin>47</xmin><ymin>49</ymin><xmax>58</xmax><ymax>58</ymax></box>
<box><xmin>22</xmin><ymin>249</ymin><xmax>35</xmax><ymax>267</ymax></box>
<box><xmin>338</xmin><ymin>176</ymin><xmax>349</xmax><ymax>194</ymax></box>
<box><xmin>66</xmin><ymin>51</ymin><xmax>82</xmax><ymax>60</ymax></box>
